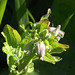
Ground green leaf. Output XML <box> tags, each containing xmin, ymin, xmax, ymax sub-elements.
<box><xmin>40</xmin><ymin>8</ymin><xmax>51</xmax><ymax>20</ymax></box>
<box><xmin>49</xmin><ymin>47</ymin><xmax>66</xmax><ymax>54</ymax></box>
<box><xmin>27</xmin><ymin>63</ymin><xmax>34</xmax><ymax>73</ymax></box>
<box><xmin>44</xmin><ymin>40</ymin><xmax>49</xmax><ymax>46</ymax></box>
<box><xmin>2</xmin><ymin>42</ymin><xmax>17</xmax><ymax>65</ymax></box>
<box><xmin>44</xmin><ymin>55</ymin><xmax>55</xmax><ymax>64</ymax></box>
<box><xmin>20</xmin><ymin>38</ymin><xmax>33</xmax><ymax>50</ymax></box>
<box><xmin>18</xmin><ymin>54</ymin><xmax>34</xmax><ymax>72</ymax></box>
<box><xmin>27</xmin><ymin>9</ymin><xmax>35</xmax><ymax>23</ymax></box>
<box><xmin>15</xmin><ymin>0</ymin><xmax>29</xmax><ymax>25</ymax></box>
<box><xmin>0</xmin><ymin>0</ymin><xmax>7</xmax><ymax>25</ymax></box>
<box><xmin>19</xmin><ymin>24</ymin><xmax>26</xmax><ymax>32</ymax></box>
<box><xmin>62</xmin><ymin>13</ymin><xmax>74</xmax><ymax>30</ymax></box>
<box><xmin>51</xmin><ymin>42</ymin><xmax>69</xmax><ymax>49</ymax></box>
<box><xmin>2</xmin><ymin>42</ymin><xmax>25</xmax><ymax>72</ymax></box>
<box><xmin>48</xmin><ymin>34</ymin><xmax>57</xmax><ymax>44</ymax></box>
<box><xmin>11</xmin><ymin>0</ymin><xmax>29</xmax><ymax>33</ymax></box>
<box><xmin>1</xmin><ymin>25</ymin><xmax>21</xmax><ymax>47</ymax></box>
<box><xmin>44</xmin><ymin>52</ymin><xmax>61</xmax><ymax>64</ymax></box>
<box><xmin>24</xmin><ymin>41</ymin><xmax>34</xmax><ymax>55</ymax></box>
<box><xmin>49</xmin><ymin>41</ymin><xmax>69</xmax><ymax>55</ymax></box>
<box><xmin>53</xmin><ymin>56</ymin><xmax>62</xmax><ymax>62</ymax></box>
<box><xmin>39</xmin><ymin>29</ymin><xmax>49</xmax><ymax>40</ymax></box>
<box><xmin>2</xmin><ymin>42</ymin><xmax>9</xmax><ymax>55</ymax></box>
<box><xmin>29</xmin><ymin>22</ymin><xmax>34</xmax><ymax>29</ymax></box>
<box><xmin>9</xmin><ymin>56</ymin><xmax>17</xmax><ymax>68</ymax></box>
<box><xmin>35</xmin><ymin>19</ymin><xmax>50</xmax><ymax>32</ymax></box>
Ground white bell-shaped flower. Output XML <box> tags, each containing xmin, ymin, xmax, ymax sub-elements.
<box><xmin>37</xmin><ymin>41</ymin><xmax>45</xmax><ymax>61</ymax></box>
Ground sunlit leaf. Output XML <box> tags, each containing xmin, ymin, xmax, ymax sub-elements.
<box><xmin>40</xmin><ymin>8</ymin><xmax>51</xmax><ymax>20</ymax></box>
<box><xmin>19</xmin><ymin>24</ymin><xmax>26</xmax><ymax>32</ymax></box>
<box><xmin>48</xmin><ymin>34</ymin><xmax>57</xmax><ymax>44</ymax></box>
<box><xmin>1</xmin><ymin>25</ymin><xmax>21</xmax><ymax>47</ymax></box>
<box><xmin>27</xmin><ymin>63</ymin><xmax>34</xmax><ymax>73</ymax></box>
<box><xmin>53</xmin><ymin>56</ymin><xmax>62</xmax><ymax>62</ymax></box>
<box><xmin>51</xmin><ymin>42</ymin><xmax>69</xmax><ymax>49</ymax></box>
<box><xmin>2</xmin><ymin>42</ymin><xmax>17</xmax><ymax>65</ymax></box>
<box><xmin>0</xmin><ymin>0</ymin><xmax>7</xmax><ymax>25</ymax></box>
<box><xmin>44</xmin><ymin>52</ymin><xmax>56</xmax><ymax>64</ymax></box>
<box><xmin>44</xmin><ymin>40</ymin><xmax>49</xmax><ymax>46</ymax></box>
<box><xmin>49</xmin><ymin>47</ymin><xmax>66</xmax><ymax>54</ymax></box>
<box><xmin>44</xmin><ymin>52</ymin><xmax>61</xmax><ymax>64</ymax></box>
<box><xmin>35</xmin><ymin>19</ymin><xmax>50</xmax><ymax>32</ymax></box>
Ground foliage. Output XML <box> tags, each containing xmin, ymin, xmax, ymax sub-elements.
<box><xmin>1</xmin><ymin>8</ymin><xmax>69</xmax><ymax>75</ymax></box>
<box><xmin>0</xmin><ymin>0</ymin><xmax>7</xmax><ymax>25</ymax></box>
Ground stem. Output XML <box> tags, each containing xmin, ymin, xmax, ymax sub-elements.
<box><xmin>25</xmin><ymin>65</ymin><xmax>28</xmax><ymax>75</ymax></box>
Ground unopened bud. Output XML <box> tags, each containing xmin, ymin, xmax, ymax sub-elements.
<box><xmin>37</xmin><ymin>41</ymin><xmax>45</xmax><ymax>61</ymax></box>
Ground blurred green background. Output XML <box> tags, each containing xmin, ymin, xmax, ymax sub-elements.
<box><xmin>0</xmin><ymin>0</ymin><xmax>75</xmax><ymax>75</ymax></box>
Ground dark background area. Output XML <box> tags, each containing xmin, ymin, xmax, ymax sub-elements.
<box><xmin>0</xmin><ymin>0</ymin><xmax>75</xmax><ymax>75</ymax></box>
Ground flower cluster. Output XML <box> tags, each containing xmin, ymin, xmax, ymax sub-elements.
<box><xmin>36</xmin><ymin>24</ymin><xmax>65</xmax><ymax>61</ymax></box>
<box><xmin>1</xmin><ymin>8</ymin><xmax>69</xmax><ymax>75</ymax></box>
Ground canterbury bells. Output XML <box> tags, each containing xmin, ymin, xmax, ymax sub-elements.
<box><xmin>37</xmin><ymin>41</ymin><xmax>45</xmax><ymax>61</ymax></box>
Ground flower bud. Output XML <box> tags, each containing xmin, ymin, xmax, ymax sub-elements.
<box><xmin>37</xmin><ymin>41</ymin><xmax>45</xmax><ymax>61</ymax></box>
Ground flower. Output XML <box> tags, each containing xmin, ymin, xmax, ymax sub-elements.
<box><xmin>49</xmin><ymin>25</ymin><xmax>65</xmax><ymax>41</ymax></box>
<box><xmin>37</xmin><ymin>41</ymin><xmax>45</xmax><ymax>61</ymax></box>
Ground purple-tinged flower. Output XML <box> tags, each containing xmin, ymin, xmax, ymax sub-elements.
<box><xmin>49</xmin><ymin>27</ymin><xmax>56</xmax><ymax>32</ymax></box>
<box><xmin>49</xmin><ymin>25</ymin><xmax>65</xmax><ymax>41</ymax></box>
<box><xmin>54</xmin><ymin>25</ymin><xmax>61</xmax><ymax>36</ymax></box>
<box><xmin>37</xmin><ymin>41</ymin><xmax>45</xmax><ymax>61</ymax></box>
